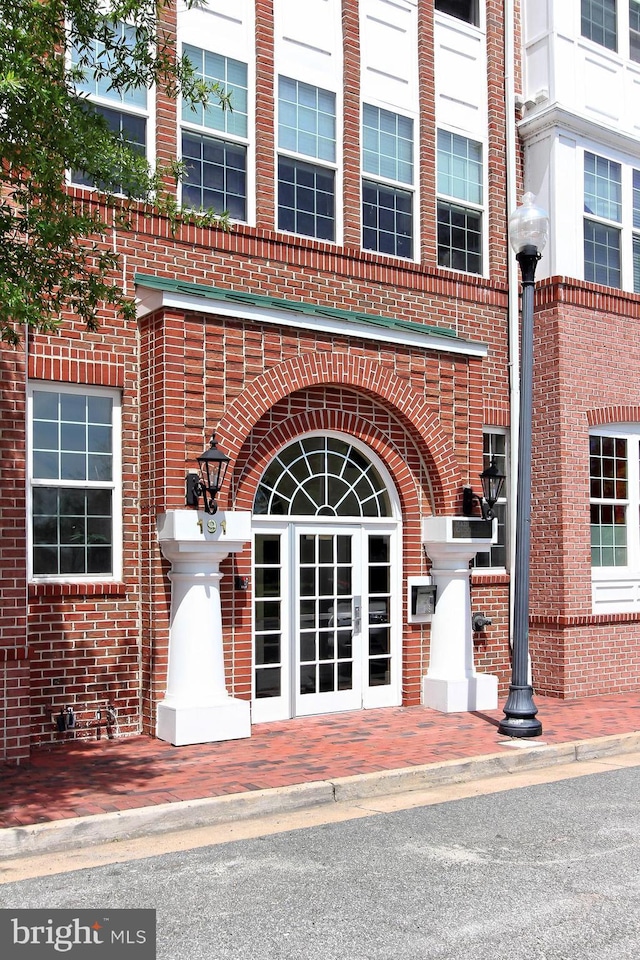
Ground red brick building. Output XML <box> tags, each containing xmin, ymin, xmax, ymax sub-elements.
<box><xmin>2</xmin><ymin>1</ymin><xmax>638</xmax><ymax>763</ymax></box>
<box><xmin>521</xmin><ymin>1</ymin><xmax>640</xmax><ymax>699</ymax></box>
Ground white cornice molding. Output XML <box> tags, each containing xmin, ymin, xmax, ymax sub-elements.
<box><xmin>518</xmin><ymin>103</ymin><xmax>640</xmax><ymax>158</ymax></box>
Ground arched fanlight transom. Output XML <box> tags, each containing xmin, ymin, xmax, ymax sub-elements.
<box><xmin>253</xmin><ymin>436</ymin><xmax>392</xmax><ymax>517</ymax></box>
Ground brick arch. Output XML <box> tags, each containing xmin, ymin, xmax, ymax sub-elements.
<box><xmin>216</xmin><ymin>352</ymin><xmax>463</xmax><ymax>513</ymax></box>
<box><xmin>233</xmin><ymin>410</ymin><xmax>423</xmax><ymax>521</ymax></box>
<box><xmin>587</xmin><ymin>405</ymin><xmax>640</xmax><ymax>427</ymax></box>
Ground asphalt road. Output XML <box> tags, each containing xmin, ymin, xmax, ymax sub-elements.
<box><xmin>2</xmin><ymin>765</ymin><xmax>640</xmax><ymax>959</ymax></box>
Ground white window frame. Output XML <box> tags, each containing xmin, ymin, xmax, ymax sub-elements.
<box><xmin>275</xmin><ymin>74</ymin><xmax>342</xmax><ymax>244</ymax></box>
<box><xmin>590</xmin><ymin>424</ymin><xmax>640</xmax><ymax>613</ymax></box>
<box><xmin>472</xmin><ymin>429</ymin><xmax>509</xmax><ymax>573</ymax></box>
<box><xmin>436</xmin><ymin>126</ymin><xmax>487</xmax><ymax>277</ymax></box>
<box><xmin>67</xmin><ymin>19</ymin><xmax>155</xmax><ymax>191</ymax></box>
<box><xmin>361</xmin><ymin>101</ymin><xmax>418</xmax><ymax>262</ymax></box>
<box><xmin>584</xmin><ymin>150</ymin><xmax>622</xmax><ymax>287</ymax></box>
<box><xmin>251</xmin><ymin>431</ymin><xmax>402</xmax><ymax>722</ymax></box>
<box><xmin>580</xmin><ymin>1</ymin><xmax>640</xmax><ymax>62</ymax></box>
<box><xmin>582</xmin><ymin>146</ymin><xmax>640</xmax><ymax>291</ymax></box>
<box><xmin>581</xmin><ymin>0</ymin><xmax>618</xmax><ymax>52</ymax></box>
<box><xmin>178</xmin><ymin>44</ymin><xmax>250</xmax><ymax>223</ymax></box>
<box><xmin>434</xmin><ymin>0</ymin><xmax>481</xmax><ymax>29</ymax></box>
<box><xmin>27</xmin><ymin>383</ymin><xmax>123</xmax><ymax>583</ymax></box>
<box><xmin>631</xmin><ymin>0</ymin><xmax>640</xmax><ymax>59</ymax></box>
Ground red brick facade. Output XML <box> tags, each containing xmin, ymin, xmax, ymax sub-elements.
<box><xmin>1</xmin><ymin>198</ymin><xmax>514</xmax><ymax>759</ymax></box>
<box><xmin>3</xmin><ymin>1</ymin><xmax>637</xmax><ymax>764</ymax></box>
<box><xmin>529</xmin><ymin>279</ymin><xmax>640</xmax><ymax>697</ymax></box>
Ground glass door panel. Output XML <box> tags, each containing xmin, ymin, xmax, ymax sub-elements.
<box><xmin>253</xmin><ymin>528</ymin><xmax>291</xmax><ymax>722</ymax></box>
<box><xmin>367</xmin><ymin>534</ymin><xmax>392</xmax><ymax>688</ymax></box>
<box><xmin>294</xmin><ymin>529</ymin><xmax>361</xmax><ymax>715</ymax></box>
<box><xmin>253</xmin><ymin>521</ymin><xmax>401</xmax><ymax>721</ymax></box>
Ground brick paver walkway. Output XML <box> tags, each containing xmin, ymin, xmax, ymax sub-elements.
<box><xmin>1</xmin><ymin>694</ymin><xmax>639</xmax><ymax>829</ymax></box>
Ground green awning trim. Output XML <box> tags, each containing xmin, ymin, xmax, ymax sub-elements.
<box><xmin>135</xmin><ymin>273</ymin><xmax>477</xmax><ymax>346</ymax></box>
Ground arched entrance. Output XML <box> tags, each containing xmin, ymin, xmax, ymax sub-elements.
<box><xmin>251</xmin><ymin>433</ymin><xmax>402</xmax><ymax>722</ymax></box>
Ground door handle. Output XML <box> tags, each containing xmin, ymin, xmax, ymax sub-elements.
<box><xmin>353</xmin><ymin>597</ymin><xmax>361</xmax><ymax>634</ymax></box>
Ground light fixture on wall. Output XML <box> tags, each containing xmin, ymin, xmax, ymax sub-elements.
<box><xmin>185</xmin><ymin>434</ymin><xmax>231</xmax><ymax>515</ymax></box>
<box><xmin>462</xmin><ymin>457</ymin><xmax>506</xmax><ymax>520</ymax></box>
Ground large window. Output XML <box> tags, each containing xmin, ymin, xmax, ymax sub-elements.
<box><xmin>254</xmin><ymin>436</ymin><xmax>392</xmax><ymax>517</ymax></box>
<box><xmin>435</xmin><ymin>0</ymin><xmax>479</xmax><ymax>26</ymax></box>
<box><xmin>632</xmin><ymin>1</ymin><xmax>640</xmax><ymax>58</ymax></box>
<box><xmin>584</xmin><ymin>152</ymin><xmax>622</xmax><ymax>287</ymax></box>
<box><xmin>277</xmin><ymin>77</ymin><xmax>336</xmax><ymax>241</ymax></box>
<box><xmin>181</xmin><ymin>46</ymin><xmax>248</xmax><ymax>220</ymax></box>
<box><xmin>590</xmin><ymin>426</ymin><xmax>640</xmax><ymax>612</ymax></box>
<box><xmin>590</xmin><ymin>433</ymin><xmax>630</xmax><ymax>567</ymax></box>
<box><xmin>29</xmin><ymin>385</ymin><xmax>121</xmax><ymax>580</ymax></box>
<box><xmin>582</xmin><ymin>0</ymin><xmax>617</xmax><ymax>50</ymax></box>
<box><xmin>633</xmin><ymin>169</ymin><xmax>640</xmax><ymax>291</ymax></box>
<box><xmin>437</xmin><ymin>130</ymin><xmax>483</xmax><ymax>274</ymax></box>
<box><xmin>581</xmin><ymin>1</ymin><xmax>640</xmax><ymax>60</ymax></box>
<box><xmin>474</xmin><ymin>431</ymin><xmax>508</xmax><ymax>570</ymax></box>
<box><xmin>362</xmin><ymin>105</ymin><xmax>414</xmax><ymax>259</ymax></box>
<box><xmin>70</xmin><ymin>21</ymin><xmax>148</xmax><ymax>192</ymax></box>
<box><xmin>583</xmin><ymin>150</ymin><xmax>640</xmax><ymax>290</ymax></box>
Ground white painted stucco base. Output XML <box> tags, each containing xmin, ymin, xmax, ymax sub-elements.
<box><xmin>422</xmin><ymin>517</ymin><xmax>498</xmax><ymax>713</ymax></box>
<box><xmin>156</xmin><ymin>509</ymin><xmax>252</xmax><ymax>746</ymax></box>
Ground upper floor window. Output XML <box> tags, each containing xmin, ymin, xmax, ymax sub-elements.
<box><xmin>435</xmin><ymin>0</ymin><xmax>479</xmax><ymax>26</ymax></box>
<box><xmin>181</xmin><ymin>45</ymin><xmax>248</xmax><ymax>220</ymax></box>
<box><xmin>582</xmin><ymin>0</ymin><xmax>617</xmax><ymax>50</ymax></box>
<box><xmin>29</xmin><ymin>384</ymin><xmax>122</xmax><ymax>581</ymax></box>
<box><xmin>581</xmin><ymin>0</ymin><xmax>618</xmax><ymax>50</ymax></box>
<box><xmin>581</xmin><ymin>1</ymin><xmax>640</xmax><ymax>59</ymax></box>
<box><xmin>633</xmin><ymin>169</ymin><xmax>640</xmax><ymax>290</ymax></box>
<box><xmin>70</xmin><ymin>21</ymin><xmax>148</xmax><ymax>192</ymax></box>
<box><xmin>437</xmin><ymin>130</ymin><xmax>483</xmax><ymax>274</ymax></box>
<box><xmin>584</xmin><ymin>152</ymin><xmax>622</xmax><ymax>287</ymax></box>
<box><xmin>277</xmin><ymin>77</ymin><xmax>336</xmax><ymax>241</ymax></box>
<box><xmin>632</xmin><ymin>2</ymin><xmax>640</xmax><ymax>61</ymax></box>
<box><xmin>362</xmin><ymin>105</ymin><xmax>414</xmax><ymax>259</ymax></box>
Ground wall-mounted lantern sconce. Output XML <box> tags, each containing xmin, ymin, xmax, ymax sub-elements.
<box><xmin>462</xmin><ymin>457</ymin><xmax>506</xmax><ymax>521</ymax></box>
<box><xmin>185</xmin><ymin>434</ymin><xmax>231</xmax><ymax>515</ymax></box>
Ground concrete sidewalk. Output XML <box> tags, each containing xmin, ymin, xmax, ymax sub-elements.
<box><xmin>2</xmin><ymin>693</ymin><xmax>640</xmax><ymax>860</ymax></box>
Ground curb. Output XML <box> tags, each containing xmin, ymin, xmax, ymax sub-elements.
<box><xmin>2</xmin><ymin>731</ymin><xmax>639</xmax><ymax>861</ymax></box>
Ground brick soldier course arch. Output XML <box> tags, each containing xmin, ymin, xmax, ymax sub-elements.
<box><xmin>216</xmin><ymin>352</ymin><xmax>465</xmax><ymax>515</ymax></box>
<box><xmin>234</xmin><ymin>408</ymin><xmax>424</xmax><ymax>519</ymax></box>
<box><xmin>587</xmin><ymin>406</ymin><xmax>640</xmax><ymax>427</ymax></box>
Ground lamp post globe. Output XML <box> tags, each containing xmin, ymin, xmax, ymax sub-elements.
<box><xmin>508</xmin><ymin>192</ymin><xmax>549</xmax><ymax>258</ymax></box>
<box><xmin>499</xmin><ymin>193</ymin><xmax>549</xmax><ymax>739</ymax></box>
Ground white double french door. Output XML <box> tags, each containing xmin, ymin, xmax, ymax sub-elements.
<box><xmin>252</xmin><ymin>522</ymin><xmax>400</xmax><ymax>722</ymax></box>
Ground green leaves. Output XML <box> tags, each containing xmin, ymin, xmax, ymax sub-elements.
<box><xmin>0</xmin><ymin>0</ymin><xmax>229</xmax><ymax>343</ymax></box>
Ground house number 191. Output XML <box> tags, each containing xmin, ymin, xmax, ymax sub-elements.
<box><xmin>196</xmin><ymin>519</ymin><xmax>227</xmax><ymax>534</ymax></box>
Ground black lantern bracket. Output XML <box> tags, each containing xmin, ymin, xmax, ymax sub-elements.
<box><xmin>462</xmin><ymin>457</ymin><xmax>506</xmax><ymax>522</ymax></box>
<box><xmin>185</xmin><ymin>434</ymin><xmax>231</xmax><ymax>515</ymax></box>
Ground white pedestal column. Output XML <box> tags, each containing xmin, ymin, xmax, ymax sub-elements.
<box><xmin>156</xmin><ymin>509</ymin><xmax>251</xmax><ymax>746</ymax></box>
<box><xmin>422</xmin><ymin>517</ymin><xmax>498</xmax><ymax>713</ymax></box>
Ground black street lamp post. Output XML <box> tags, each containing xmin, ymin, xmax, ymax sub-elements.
<box><xmin>498</xmin><ymin>193</ymin><xmax>549</xmax><ymax>738</ymax></box>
